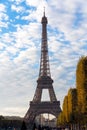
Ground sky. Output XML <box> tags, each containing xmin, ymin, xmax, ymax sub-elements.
<box><xmin>0</xmin><ymin>0</ymin><xmax>87</xmax><ymax>117</ymax></box>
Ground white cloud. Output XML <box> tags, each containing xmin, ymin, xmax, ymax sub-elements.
<box><xmin>26</xmin><ymin>0</ymin><xmax>42</xmax><ymax>7</ymax></box>
<box><xmin>1</xmin><ymin>107</ymin><xmax>27</xmax><ymax>116</ymax></box>
<box><xmin>0</xmin><ymin>4</ymin><xmax>6</xmax><ymax>12</ymax></box>
<box><xmin>8</xmin><ymin>0</ymin><xmax>25</xmax><ymax>5</ymax></box>
<box><xmin>11</xmin><ymin>4</ymin><xmax>25</xmax><ymax>12</ymax></box>
<box><xmin>0</xmin><ymin>4</ymin><xmax>9</xmax><ymax>28</ymax></box>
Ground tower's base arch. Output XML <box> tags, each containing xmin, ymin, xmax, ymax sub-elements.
<box><xmin>24</xmin><ymin>101</ymin><xmax>61</xmax><ymax>129</ymax></box>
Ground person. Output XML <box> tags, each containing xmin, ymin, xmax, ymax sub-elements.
<box><xmin>21</xmin><ymin>121</ymin><xmax>27</xmax><ymax>130</ymax></box>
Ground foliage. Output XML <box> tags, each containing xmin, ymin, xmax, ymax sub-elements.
<box><xmin>0</xmin><ymin>115</ymin><xmax>4</xmax><ymax>120</ymax></box>
<box><xmin>57</xmin><ymin>56</ymin><xmax>87</xmax><ymax>127</ymax></box>
<box><xmin>76</xmin><ymin>56</ymin><xmax>87</xmax><ymax>114</ymax></box>
<box><xmin>0</xmin><ymin>118</ymin><xmax>22</xmax><ymax>129</ymax></box>
<box><xmin>62</xmin><ymin>96</ymin><xmax>68</xmax><ymax>123</ymax></box>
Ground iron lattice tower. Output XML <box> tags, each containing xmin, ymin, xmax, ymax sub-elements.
<box><xmin>24</xmin><ymin>11</ymin><xmax>61</xmax><ymax>128</ymax></box>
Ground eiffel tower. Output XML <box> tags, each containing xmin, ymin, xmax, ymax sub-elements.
<box><xmin>24</xmin><ymin>10</ymin><xmax>61</xmax><ymax>128</ymax></box>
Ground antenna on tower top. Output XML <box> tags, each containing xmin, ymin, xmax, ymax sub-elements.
<box><xmin>44</xmin><ymin>6</ymin><xmax>45</xmax><ymax>16</ymax></box>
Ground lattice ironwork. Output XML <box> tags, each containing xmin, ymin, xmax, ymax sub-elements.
<box><xmin>24</xmin><ymin>10</ymin><xmax>61</xmax><ymax>129</ymax></box>
<box><xmin>39</xmin><ymin>11</ymin><xmax>51</xmax><ymax>77</ymax></box>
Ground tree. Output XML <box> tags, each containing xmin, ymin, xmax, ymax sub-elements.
<box><xmin>76</xmin><ymin>56</ymin><xmax>87</xmax><ymax>114</ymax></box>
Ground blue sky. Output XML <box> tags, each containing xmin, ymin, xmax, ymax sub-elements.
<box><xmin>0</xmin><ymin>0</ymin><xmax>87</xmax><ymax>117</ymax></box>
